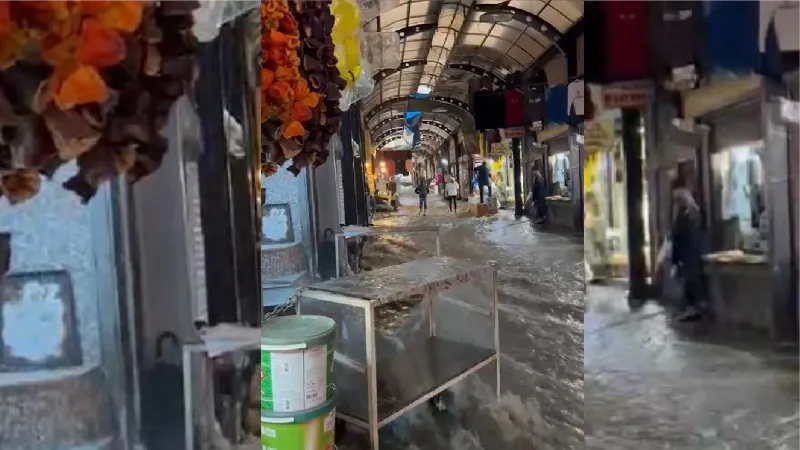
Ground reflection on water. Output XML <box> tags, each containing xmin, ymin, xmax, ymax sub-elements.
<box><xmin>338</xmin><ymin>192</ymin><xmax>584</xmax><ymax>450</ymax></box>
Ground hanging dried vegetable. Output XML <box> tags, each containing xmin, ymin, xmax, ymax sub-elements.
<box><xmin>285</xmin><ymin>0</ymin><xmax>345</xmax><ymax>175</ymax></box>
<box><xmin>0</xmin><ymin>1</ymin><xmax>200</xmax><ymax>204</ymax></box>
<box><xmin>260</xmin><ymin>0</ymin><xmax>320</xmax><ymax>177</ymax></box>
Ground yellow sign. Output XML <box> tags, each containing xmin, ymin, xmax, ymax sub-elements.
<box><xmin>583</xmin><ymin>119</ymin><xmax>614</xmax><ymax>154</ymax></box>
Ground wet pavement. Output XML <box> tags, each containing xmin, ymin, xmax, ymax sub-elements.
<box><xmin>337</xmin><ymin>191</ymin><xmax>584</xmax><ymax>450</ymax></box>
<box><xmin>586</xmin><ymin>284</ymin><xmax>799</xmax><ymax>449</ymax></box>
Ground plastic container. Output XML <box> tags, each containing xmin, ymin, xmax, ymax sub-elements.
<box><xmin>261</xmin><ymin>392</ymin><xmax>338</xmax><ymax>450</ymax></box>
<box><xmin>261</xmin><ymin>315</ymin><xmax>336</xmax><ymax>413</ymax></box>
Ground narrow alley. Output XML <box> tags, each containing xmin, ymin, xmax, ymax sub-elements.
<box><xmin>337</xmin><ymin>191</ymin><xmax>585</xmax><ymax>450</ymax></box>
<box><xmin>585</xmin><ymin>285</ymin><xmax>799</xmax><ymax>449</ymax></box>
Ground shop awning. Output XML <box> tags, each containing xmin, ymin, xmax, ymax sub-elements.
<box><xmin>362</xmin><ymin>0</ymin><xmax>583</xmax><ymax>152</ymax></box>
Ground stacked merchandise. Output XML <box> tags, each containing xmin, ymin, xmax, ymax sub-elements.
<box><xmin>261</xmin><ymin>316</ymin><xmax>338</xmax><ymax>449</ymax></box>
<box><xmin>0</xmin><ymin>1</ymin><xmax>200</xmax><ymax>204</ymax></box>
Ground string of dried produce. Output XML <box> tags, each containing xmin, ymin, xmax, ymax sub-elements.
<box><xmin>283</xmin><ymin>0</ymin><xmax>345</xmax><ymax>175</ymax></box>
<box><xmin>0</xmin><ymin>1</ymin><xmax>200</xmax><ymax>204</ymax></box>
<box><xmin>260</xmin><ymin>0</ymin><xmax>319</xmax><ymax>177</ymax></box>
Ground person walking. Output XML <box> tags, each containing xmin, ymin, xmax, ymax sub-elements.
<box><xmin>670</xmin><ymin>183</ymin><xmax>705</xmax><ymax>321</ymax></box>
<box><xmin>531</xmin><ymin>170</ymin><xmax>547</xmax><ymax>224</ymax></box>
<box><xmin>414</xmin><ymin>179</ymin><xmax>429</xmax><ymax>215</ymax></box>
<box><xmin>444</xmin><ymin>176</ymin><xmax>459</xmax><ymax>213</ymax></box>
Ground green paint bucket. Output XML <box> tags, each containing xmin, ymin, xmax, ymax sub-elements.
<box><xmin>261</xmin><ymin>392</ymin><xmax>337</xmax><ymax>450</ymax></box>
<box><xmin>261</xmin><ymin>315</ymin><xmax>336</xmax><ymax>413</ymax></box>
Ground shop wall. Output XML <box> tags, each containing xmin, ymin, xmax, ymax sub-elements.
<box><xmin>0</xmin><ymin>164</ymin><xmax>128</xmax><ymax>447</ymax></box>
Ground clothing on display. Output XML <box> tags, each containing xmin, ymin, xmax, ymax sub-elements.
<box><xmin>649</xmin><ymin>1</ymin><xmax>700</xmax><ymax>75</ymax></box>
<box><xmin>504</xmin><ymin>89</ymin><xmax>524</xmax><ymax>128</ymax></box>
<box><xmin>604</xmin><ymin>1</ymin><xmax>647</xmax><ymax>81</ymax></box>
<box><xmin>473</xmin><ymin>91</ymin><xmax>506</xmax><ymax>131</ymax></box>
<box><xmin>524</xmin><ymin>88</ymin><xmax>546</xmax><ymax>129</ymax></box>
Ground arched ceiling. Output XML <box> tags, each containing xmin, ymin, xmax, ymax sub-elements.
<box><xmin>362</xmin><ymin>0</ymin><xmax>583</xmax><ymax>152</ymax></box>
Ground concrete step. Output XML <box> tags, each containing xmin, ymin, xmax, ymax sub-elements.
<box><xmin>261</xmin><ymin>241</ymin><xmax>306</xmax><ymax>278</ymax></box>
<box><xmin>0</xmin><ymin>365</ymin><xmax>115</xmax><ymax>450</ymax></box>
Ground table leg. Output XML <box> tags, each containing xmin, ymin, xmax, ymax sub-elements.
<box><xmin>493</xmin><ymin>269</ymin><xmax>501</xmax><ymax>400</ymax></box>
<box><xmin>183</xmin><ymin>348</ymin><xmax>194</xmax><ymax>450</ymax></box>
<box><xmin>365</xmin><ymin>306</ymin><xmax>380</xmax><ymax>450</ymax></box>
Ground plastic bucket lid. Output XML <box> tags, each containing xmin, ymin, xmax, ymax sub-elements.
<box><xmin>261</xmin><ymin>389</ymin><xmax>337</xmax><ymax>424</ymax></box>
<box><xmin>261</xmin><ymin>315</ymin><xmax>336</xmax><ymax>350</ymax></box>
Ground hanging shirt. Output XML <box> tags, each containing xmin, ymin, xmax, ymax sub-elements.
<box><xmin>649</xmin><ymin>1</ymin><xmax>699</xmax><ymax>77</ymax></box>
<box><xmin>604</xmin><ymin>1</ymin><xmax>647</xmax><ymax>81</ymax></box>
<box><xmin>524</xmin><ymin>88</ymin><xmax>545</xmax><ymax>129</ymax></box>
<box><xmin>504</xmin><ymin>89</ymin><xmax>524</xmax><ymax>128</ymax></box>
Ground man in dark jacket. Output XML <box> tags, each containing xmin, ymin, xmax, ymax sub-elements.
<box><xmin>531</xmin><ymin>170</ymin><xmax>547</xmax><ymax>224</ymax></box>
<box><xmin>475</xmin><ymin>162</ymin><xmax>491</xmax><ymax>203</ymax></box>
<box><xmin>671</xmin><ymin>184</ymin><xmax>704</xmax><ymax>321</ymax></box>
<box><xmin>414</xmin><ymin>180</ymin><xmax>429</xmax><ymax>215</ymax></box>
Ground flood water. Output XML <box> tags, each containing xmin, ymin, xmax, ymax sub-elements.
<box><xmin>586</xmin><ymin>284</ymin><xmax>799</xmax><ymax>449</ymax></box>
<box><xmin>337</xmin><ymin>190</ymin><xmax>584</xmax><ymax>450</ymax></box>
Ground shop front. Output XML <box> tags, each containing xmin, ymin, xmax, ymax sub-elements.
<box><xmin>583</xmin><ymin>106</ymin><xmax>651</xmax><ymax>284</ymax></box>
<box><xmin>538</xmin><ymin>126</ymin><xmax>573</xmax><ymax>228</ymax></box>
<box><xmin>678</xmin><ymin>76</ymin><xmax>797</xmax><ymax>339</ymax></box>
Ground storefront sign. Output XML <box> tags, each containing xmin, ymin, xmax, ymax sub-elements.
<box><xmin>500</xmin><ymin>128</ymin><xmax>524</xmax><ymax>139</ymax></box>
<box><xmin>602</xmin><ymin>88</ymin><xmax>648</xmax><ymax>109</ymax></box>
<box><xmin>489</xmin><ymin>141</ymin><xmax>509</xmax><ymax>156</ymax></box>
<box><xmin>583</xmin><ymin>120</ymin><xmax>615</xmax><ymax>153</ymax></box>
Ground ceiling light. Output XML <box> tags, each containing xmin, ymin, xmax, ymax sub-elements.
<box><xmin>479</xmin><ymin>10</ymin><xmax>514</xmax><ymax>24</ymax></box>
<box><xmin>432</xmin><ymin>107</ymin><xmax>448</xmax><ymax>113</ymax></box>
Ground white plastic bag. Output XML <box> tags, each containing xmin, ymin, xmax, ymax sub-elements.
<box><xmin>193</xmin><ymin>0</ymin><xmax>259</xmax><ymax>43</ymax></box>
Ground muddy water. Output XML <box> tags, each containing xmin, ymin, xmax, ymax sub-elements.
<box><xmin>586</xmin><ymin>285</ymin><xmax>800</xmax><ymax>449</ymax></box>
<box><xmin>336</xmin><ymin>193</ymin><xmax>584</xmax><ymax>450</ymax></box>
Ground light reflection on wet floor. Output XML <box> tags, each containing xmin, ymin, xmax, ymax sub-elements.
<box><xmin>338</xmin><ymin>192</ymin><xmax>583</xmax><ymax>450</ymax></box>
<box><xmin>336</xmin><ymin>191</ymin><xmax>798</xmax><ymax>450</ymax></box>
<box><xmin>586</xmin><ymin>284</ymin><xmax>799</xmax><ymax>449</ymax></box>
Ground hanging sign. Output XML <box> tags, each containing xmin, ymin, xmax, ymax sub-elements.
<box><xmin>602</xmin><ymin>86</ymin><xmax>649</xmax><ymax>109</ymax></box>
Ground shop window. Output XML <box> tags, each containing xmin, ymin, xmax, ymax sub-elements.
<box><xmin>710</xmin><ymin>142</ymin><xmax>767</xmax><ymax>253</ymax></box>
<box><xmin>549</xmin><ymin>152</ymin><xmax>571</xmax><ymax>197</ymax></box>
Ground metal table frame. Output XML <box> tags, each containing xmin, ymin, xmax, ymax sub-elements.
<box><xmin>298</xmin><ymin>263</ymin><xmax>500</xmax><ymax>450</ymax></box>
<box><xmin>333</xmin><ymin>226</ymin><xmax>441</xmax><ymax>278</ymax></box>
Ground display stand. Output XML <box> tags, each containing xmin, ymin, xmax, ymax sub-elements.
<box><xmin>298</xmin><ymin>256</ymin><xmax>500</xmax><ymax>450</ymax></box>
<box><xmin>333</xmin><ymin>225</ymin><xmax>441</xmax><ymax>278</ymax></box>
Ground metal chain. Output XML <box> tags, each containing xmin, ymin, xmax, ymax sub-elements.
<box><xmin>262</xmin><ymin>288</ymin><xmax>304</xmax><ymax>323</ymax></box>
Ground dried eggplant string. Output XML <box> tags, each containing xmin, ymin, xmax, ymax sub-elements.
<box><xmin>261</xmin><ymin>0</ymin><xmax>345</xmax><ymax>178</ymax></box>
<box><xmin>0</xmin><ymin>1</ymin><xmax>200</xmax><ymax>205</ymax></box>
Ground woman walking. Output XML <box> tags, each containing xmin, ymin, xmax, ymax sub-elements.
<box><xmin>444</xmin><ymin>176</ymin><xmax>459</xmax><ymax>213</ymax></box>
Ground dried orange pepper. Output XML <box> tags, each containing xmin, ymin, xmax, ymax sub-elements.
<box><xmin>76</xmin><ymin>18</ymin><xmax>125</xmax><ymax>68</ymax></box>
<box><xmin>282</xmin><ymin>121</ymin><xmax>304</xmax><ymax>139</ymax></box>
<box><xmin>53</xmin><ymin>65</ymin><xmax>109</xmax><ymax>110</ymax></box>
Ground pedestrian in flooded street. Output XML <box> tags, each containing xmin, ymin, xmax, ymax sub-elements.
<box><xmin>670</xmin><ymin>182</ymin><xmax>705</xmax><ymax>321</ymax></box>
<box><xmin>414</xmin><ymin>179</ymin><xmax>429</xmax><ymax>215</ymax></box>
